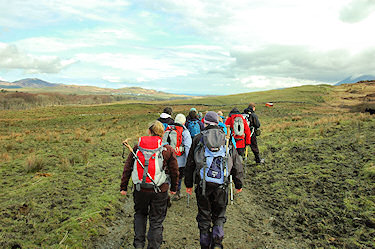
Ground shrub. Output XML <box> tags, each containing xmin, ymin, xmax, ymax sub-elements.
<box><xmin>0</xmin><ymin>152</ymin><xmax>11</xmax><ymax>162</ymax></box>
<box><xmin>59</xmin><ymin>157</ymin><xmax>71</xmax><ymax>171</ymax></box>
<box><xmin>25</xmin><ymin>155</ymin><xmax>46</xmax><ymax>172</ymax></box>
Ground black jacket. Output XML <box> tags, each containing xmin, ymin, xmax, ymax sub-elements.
<box><xmin>157</xmin><ymin>116</ymin><xmax>174</xmax><ymax>125</ymax></box>
<box><xmin>243</xmin><ymin>108</ymin><xmax>260</xmax><ymax>129</ymax></box>
<box><xmin>184</xmin><ymin>125</ymin><xmax>243</xmax><ymax>190</ymax></box>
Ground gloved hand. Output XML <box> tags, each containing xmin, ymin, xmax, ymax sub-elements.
<box><xmin>120</xmin><ymin>190</ymin><xmax>127</xmax><ymax>195</ymax></box>
<box><xmin>186</xmin><ymin>188</ymin><xmax>193</xmax><ymax>195</ymax></box>
<box><xmin>236</xmin><ymin>188</ymin><xmax>242</xmax><ymax>194</ymax></box>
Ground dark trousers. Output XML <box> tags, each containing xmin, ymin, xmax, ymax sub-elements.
<box><xmin>250</xmin><ymin>135</ymin><xmax>261</xmax><ymax>163</ymax></box>
<box><xmin>195</xmin><ymin>184</ymin><xmax>227</xmax><ymax>249</ymax></box>
<box><xmin>177</xmin><ymin>167</ymin><xmax>185</xmax><ymax>191</ymax></box>
<box><xmin>236</xmin><ymin>147</ymin><xmax>245</xmax><ymax>156</ymax></box>
<box><xmin>133</xmin><ymin>190</ymin><xmax>169</xmax><ymax>249</ymax></box>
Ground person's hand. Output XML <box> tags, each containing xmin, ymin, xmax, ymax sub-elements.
<box><xmin>186</xmin><ymin>188</ymin><xmax>193</xmax><ymax>195</ymax></box>
<box><xmin>120</xmin><ymin>190</ymin><xmax>127</xmax><ymax>195</ymax></box>
<box><xmin>236</xmin><ymin>188</ymin><xmax>242</xmax><ymax>194</ymax></box>
<box><xmin>170</xmin><ymin>191</ymin><xmax>176</xmax><ymax>195</ymax></box>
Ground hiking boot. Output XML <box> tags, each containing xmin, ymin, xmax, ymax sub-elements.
<box><xmin>172</xmin><ymin>190</ymin><xmax>181</xmax><ymax>201</ymax></box>
<box><xmin>167</xmin><ymin>196</ymin><xmax>172</xmax><ymax>208</ymax></box>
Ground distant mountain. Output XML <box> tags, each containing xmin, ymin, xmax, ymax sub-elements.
<box><xmin>12</xmin><ymin>78</ymin><xmax>59</xmax><ymax>88</ymax></box>
<box><xmin>336</xmin><ymin>75</ymin><xmax>375</xmax><ymax>85</ymax></box>
<box><xmin>0</xmin><ymin>78</ymin><xmax>187</xmax><ymax>98</ymax></box>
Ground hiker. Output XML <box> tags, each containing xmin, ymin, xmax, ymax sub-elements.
<box><xmin>186</xmin><ymin>109</ymin><xmax>204</xmax><ymax>138</ymax></box>
<box><xmin>217</xmin><ymin>111</ymin><xmax>226</xmax><ymax>123</ymax></box>
<box><xmin>185</xmin><ymin>111</ymin><xmax>244</xmax><ymax>249</ymax></box>
<box><xmin>243</xmin><ymin>103</ymin><xmax>264</xmax><ymax>164</ymax></box>
<box><xmin>225</xmin><ymin>108</ymin><xmax>251</xmax><ymax>156</ymax></box>
<box><xmin>157</xmin><ymin>107</ymin><xmax>174</xmax><ymax>130</ymax></box>
<box><xmin>165</xmin><ymin>113</ymin><xmax>192</xmax><ymax>200</ymax></box>
<box><xmin>120</xmin><ymin>120</ymin><xmax>179</xmax><ymax>249</ymax></box>
<box><xmin>218</xmin><ymin>115</ymin><xmax>236</xmax><ymax>149</ymax></box>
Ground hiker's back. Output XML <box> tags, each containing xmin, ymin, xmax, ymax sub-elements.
<box><xmin>194</xmin><ymin>128</ymin><xmax>227</xmax><ymax>186</ymax></box>
<box><xmin>187</xmin><ymin>119</ymin><xmax>201</xmax><ymax>138</ymax></box>
<box><xmin>131</xmin><ymin>136</ymin><xmax>167</xmax><ymax>190</ymax></box>
<box><xmin>162</xmin><ymin>124</ymin><xmax>185</xmax><ymax>156</ymax></box>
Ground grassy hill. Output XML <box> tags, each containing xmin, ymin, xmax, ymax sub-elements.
<box><xmin>0</xmin><ymin>78</ymin><xmax>190</xmax><ymax>110</ymax></box>
<box><xmin>12</xmin><ymin>84</ymin><xmax>185</xmax><ymax>98</ymax></box>
<box><xmin>0</xmin><ymin>83</ymin><xmax>374</xmax><ymax>248</ymax></box>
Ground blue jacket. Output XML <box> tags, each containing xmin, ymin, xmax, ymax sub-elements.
<box><xmin>218</xmin><ymin>121</ymin><xmax>237</xmax><ymax>148</ymax></box>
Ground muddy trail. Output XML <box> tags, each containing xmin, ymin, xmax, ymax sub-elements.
<box><xmin>92</xmin><ymin>161</ymin><xmax>306</xmax><ymax>249</ymax></box>
<box><xmin>91</xmin><ymin>115</ymin><xmax>375</xmax><ymax>249</ymax></box>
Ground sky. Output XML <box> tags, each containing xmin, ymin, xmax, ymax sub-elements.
<box><xmin>1</xmin><ymin>0</ymin><xmax>375</xmax><ymax>95</ymax></box>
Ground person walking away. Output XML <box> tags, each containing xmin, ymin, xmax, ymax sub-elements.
<box><xmin>225</xmin><ymin>108</ymin><xmax>251</xmax><ymax>156</ymax></box>
<box><xmin>185</xmin><ymin>111</ymin><xmax>244</xmax><ymax>249</ymax></box>
<box><xmin>217</xmin><ymin>111</ymin><xmax>226</xmax><ymax>123</ymax></box>
<box><xmin>167</xmin><ymin>113</ymin><xmax>192</xmax><ymax>200</ymax></box>
<box><xmin>120</xmin><ymin>121</ymin><xmax>179</xmax><ymax>249</ymax></box>
<box><xmin>218</xmin><ymin>115</ymin><xmax>236</xmax><ymax>149</ymax></box>
<box><xmin>157</xmin><ymin>107</ymin><xmax>174</xmax><ymax>130</ymax></box>
<box><xmin>186</xmin><ymin>109</ymin><xmax>204</xmax><ymax>138</ymax></box>
<box><xmin>243</xmin><ymin>103</ymin><xmax>264</xmax><ymax>164</ymax></box>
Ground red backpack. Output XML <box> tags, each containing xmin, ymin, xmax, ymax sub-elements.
<box><xmin>131</xmin><ymin>136</ymin><xmax>167</xmax><ymax>190</ymax></box>
<box><xmin>230</xmin><ymin>114</ymin><xmax>245</xmax><ymax>139</ymax></box>
<box><xmin>162</xmin><ymin>125</ymin><xmax>184</xmax><ymax>156</ymax></box>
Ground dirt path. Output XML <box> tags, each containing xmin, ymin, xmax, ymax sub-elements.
<box><xmin>93</xmin><ymin>163</ymin><xmax>306</xmax><ymax>249</ymax></box>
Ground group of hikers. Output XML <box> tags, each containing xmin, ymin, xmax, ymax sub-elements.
<box><xmin>120</xmin><ymin>104</ymin><xmax>263</xmax><ymax>249</ymax></box>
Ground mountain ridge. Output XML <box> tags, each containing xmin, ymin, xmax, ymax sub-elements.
<box><xmin>0</xmin><ymin>78</ymin><xmax>184</xmax><ymax>97</ymax></box>
<box><xmin>336</xmin><ymin>75</ymin><xmax>375</xmax><ymax>85</ymax></box>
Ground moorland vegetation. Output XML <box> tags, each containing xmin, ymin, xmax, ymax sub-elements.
<box><xmin>0</xmin><ymin>82</ymin><xmax>374</xmax><ymax>248</ymax></box>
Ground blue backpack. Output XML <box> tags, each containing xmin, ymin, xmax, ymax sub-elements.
<box><xmin>200</xmin><ymin>145</ymin><xmax>226</xmax><ymax>185</ymax></box>
<box><xmin>162</xmin><ymin>122</ymin><xmax>169</xmax><ymax>131</ymax></box>
<box><xmin>187</xmin><ymin>120</ymin><xmax>201</xmax><ymax>138</ymax></box>
<box><xmin>195</xmin><ymin>129</ymin><xmax>228</xmax><ymax>196</ymax></box>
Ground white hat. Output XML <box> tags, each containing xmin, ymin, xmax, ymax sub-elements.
<box><xmin>175</xmin><ymin>113</ymin><xmax>186</xmax><ymax>125</ymax></box>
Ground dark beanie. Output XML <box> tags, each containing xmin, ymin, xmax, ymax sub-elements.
<box><xmin>163</xmin><ymin>107</ymin><xmax>172</xmax><ymax>115</ymax></box>
<box><xmin>204</xmin><ymin>111</ymin><xmax>219</xmax><ymax>125</ymax></box>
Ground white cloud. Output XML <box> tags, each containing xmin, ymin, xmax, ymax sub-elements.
<box><xmin>340</xmin><ymin>0</ymin><xmax>375</xmax><ymax>23</ymax></box>
<box><xmin>229</xmin><ymin>45</ymin><xmax>375</xmax><ymax>83</ymax></box>
<box><xmin>239</xmin><ymin>75</ymin><xmax>321</xmax><ymax>90</ymax></box>
<box><xmin>16</xmin><ymin>28</ymin><xmax>141</xmax><ymax>53</ymax></box>
<box><xmin>0</xmin><ymin>43</ymin><xmax>73</xmax><ymax>73</ymax></box>
<box><xmin>0</xmin><ymin>0</ymin><xmax>131</xmax><ymax>28</ymax></box>
<box><xmin>75</xmin><ymin>52</ymin><xmax>192</xmax><ymax>82</ymax></box>
<box><xmin>102</xmin><ymin>75</ymin><xmax>123</xmax><ymax>83</ymax></box>
<box><xmin>2</xmin><ymin>0</ymin><xmax>375</xmax><ymax>93</ymax></box>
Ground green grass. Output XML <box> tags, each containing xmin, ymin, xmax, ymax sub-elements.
<box><xmin>0</xmin><ymin>84</ymin><xmax>374</xmax><ymax>248</ymax></box>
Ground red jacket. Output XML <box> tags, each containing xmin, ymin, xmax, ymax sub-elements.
<box><xmin>225</xmin><ymin>114</ymin><xmax>251</xmax><ymax>148</ymax></box>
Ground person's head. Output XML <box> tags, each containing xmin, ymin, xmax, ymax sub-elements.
<box><xmin>148</xmin><ymin>120</ymin><xmax>165</xmax><ymax>137</ymax></box>
<box><xmin>175</xmin><ymin>113</ymin><xmax>186</xmax><ymax>125</ymax></box>
<box><xmin>248</xmin><ymin>103</ymin><xmax>255</xmax><ymax>111</ymax></box>
<box><xmin>188</xmin><ymin>110</ymin><xmax>198</xmax><ymax>119</ymax></box>
<box><xmin>163</xmin><ymin>107</ymin><xmax>173</xmax><ymax>115</ymax></box>
<box><xmin>190</xmin><ymin>107</ymin><xmax>197</xmax><ymax>113</ymax></box>
<box><xmin>204</xmin><ymin>111</ymin><xmax>219</xmax><ymax>126</ymax></box>
<box><xmin>217</xmin><ymin>111</ymin><xmax>224</xmax><ymax>117</ymax></box>
<box><xmin>230</xmin><ymin>107</ymin><xmax>240</xmax><ymax>113</ymax></box>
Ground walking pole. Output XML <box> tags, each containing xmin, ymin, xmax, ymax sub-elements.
<box><xmin>230</xmin><ymin>175</ymin><xmax>234</xmax><ymax>205</ymax></box>
<box><xmin>245</xmin><ymin>146</ymin><xmax>249</xmax><ymax>160</ymax></box>
<box><xmin>122</xmin><ymin>139</ymin><xmax>161</xmax><ymax>192</ymax></box>
<box><xmin>187</xmin><ymin>193</ymin><xmax>190</xmax><ymax>207</ymax></box>
<box><xmin>225</xmin><ymin>125</ymin><xmax>234</xmax><ymax>205</ymax></box>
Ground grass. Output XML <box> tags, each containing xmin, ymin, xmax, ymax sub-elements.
<box><xmin>0</xmin><ymin>83</ymin><xmax>374</xmax><ymax>248</ymax></box>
